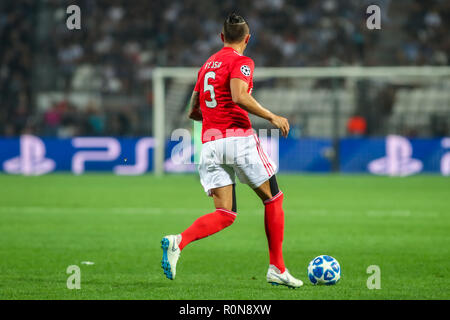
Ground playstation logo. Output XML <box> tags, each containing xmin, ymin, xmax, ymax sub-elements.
<box><xmin>368</xmin><ymin>135</ymin><xmax>423</xmax><ymax>176</ymax></box>
<box><xmin>3</xmin><ymin>135</ymin><xmax>56</xmax><ymax>175</ymax></box>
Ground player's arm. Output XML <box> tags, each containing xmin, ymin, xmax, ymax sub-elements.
<box><xmin>187</xmin><ymin>90</ymin><xmax>202</xmax><ymax>121</ymax></box>
<box><xmin>230</xmin><ymin>78</ymin><xmax>289</xmax><ymax>137</ymax></box>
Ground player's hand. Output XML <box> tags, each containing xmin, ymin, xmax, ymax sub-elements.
<box><xmin>270</xmin><ymin>114</ymin><xmax>290</xmax><ymax>138</ymax></box>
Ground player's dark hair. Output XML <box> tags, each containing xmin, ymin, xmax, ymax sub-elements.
<box><xmin>223</xmin><ymin>13</ymin><xmax>249</xmax><ymax>43</ymax></box>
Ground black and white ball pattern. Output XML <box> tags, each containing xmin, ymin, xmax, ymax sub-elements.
<box><xmin>240</xmin><ymin>65</ymin><xmax>251</xmax><ymax>77</ymax></box>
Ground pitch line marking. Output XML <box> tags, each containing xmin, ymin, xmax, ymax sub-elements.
<box><xmin>0</xmin><ymin>207</ymin><xmax>439</xmax><ymax>217</ymax></box>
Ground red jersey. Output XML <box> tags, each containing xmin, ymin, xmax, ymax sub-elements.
<box><xmin>194</xmin><ymin>47</ymin><xmax>254</xmax><ymax>143</ymax></box>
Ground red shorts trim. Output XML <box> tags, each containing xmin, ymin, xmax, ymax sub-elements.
<box><xmin>253</xmin><ymin>134</ymin><xmax>274</xmax><ymax>176</ymax></box>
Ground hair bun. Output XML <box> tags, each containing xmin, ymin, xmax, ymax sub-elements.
<box><xmin>227</xmin><ymin>13</ymin><xmax>245</xmax><ymax>25</ymax></box>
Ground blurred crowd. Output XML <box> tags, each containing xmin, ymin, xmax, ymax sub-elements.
<box><xmin>0</xmin><ymin>1</ymin><xmax>36</xmax><ymax>136</ymax></box>
<box><xmin>0</xmin><ymin>0</ymin><xmax>449</xmax><ymax>137</ymax></box>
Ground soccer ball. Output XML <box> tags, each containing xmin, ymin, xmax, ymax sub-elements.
<box><xmin>307</xmin><ymin>255</ymin><xmax>341</xmax><ymax>285</ymax></box>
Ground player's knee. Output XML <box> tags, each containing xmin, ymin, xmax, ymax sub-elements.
<box><xmin>215</xmin><ymin>203</ymin><xmax>235</xmax><ymax>212</ymax></box>
<box><xmin>254</xmin><ymin>176</ymin><xmax>279</xmax><ymax>202</ymax></box>
<box><xmin>216</xmin><ymin>185</ymin><xmax>237</xmax><ymax>212</ymax></box>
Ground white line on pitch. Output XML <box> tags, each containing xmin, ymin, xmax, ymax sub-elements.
<box><xmin>0</xmin><ymin>207</ymin><xmax>440</xmax><ymax>217</ymax></box>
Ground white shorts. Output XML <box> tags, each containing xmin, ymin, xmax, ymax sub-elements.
<box><xmin>198</xmin><ymin>134</ymin><xmax>278</xmax><ymax>195</ymax></box>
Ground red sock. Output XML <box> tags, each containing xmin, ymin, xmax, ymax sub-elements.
<box><xmin>264</xmin><ymin>191</ymin><xmax>286</xmax><ymax>273</ymax></box>
<box><xmin>179</xmin><ymin>208</ymin><xmax>236</xmax><ymax>251</ymax></box>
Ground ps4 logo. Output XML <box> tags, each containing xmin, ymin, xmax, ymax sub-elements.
<box><xmin>2</xmin><ymin>135</ymin><xmax>450</xmax><ymax>176</ymax></box>
<box><xmin>441</xmin><ymin>137</ymin><xmax>450</xmax><ymax>176</ymax></box>
<box><xmin>368</xmin><ymin>135</ymin><xmax>423</xmax><ymax>176</ymax></box>
<box><xmin>72</xmin><ymin>137</ymin><xmax>155</xmax><ymax>175</ymax></box>
<box><xmin>3</xmin><ymin>135</ymin><xmax>56</xmax><ymax>175</ymax></box>
<box><xmin>368</xmin><ymin>135</ymin><xmax>450</xmax><ymax>176</ymax></box>
<box><xmin>2</xmin><ymin>135</ymin><xmax>156</xmax><ymax>175</ymax></box>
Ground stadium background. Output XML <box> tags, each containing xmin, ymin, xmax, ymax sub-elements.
<box><xmin>1</xmin><ymin>0</ymin><xmax>449</xmax><ymax>175</ymax></box>
<box><xmin>0</xmin><ymin>0</ymin><xmax>449</xmax><ymax>300</ymax></box>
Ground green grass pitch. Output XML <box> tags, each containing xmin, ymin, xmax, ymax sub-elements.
<box><xmin>0</xmin><ymin>174</ymin><xmax>449</xmax><ymax>300</ymax></box>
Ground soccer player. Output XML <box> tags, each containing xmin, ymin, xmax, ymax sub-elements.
<box><xmin>161</xmin><ymin>13</ymin><xmax>303</xmax><ymax>288</ymax></box>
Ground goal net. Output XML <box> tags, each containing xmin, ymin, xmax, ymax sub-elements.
<box><xmin>152</xmin><ymin>66</ymin><xmax>450</xmax><ymax>175</ymax></box>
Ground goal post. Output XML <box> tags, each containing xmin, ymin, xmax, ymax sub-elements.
<box><xmin>152</xmin><ymin>66</ymin><xmax>450</xmax><ymax>176</ymax></box>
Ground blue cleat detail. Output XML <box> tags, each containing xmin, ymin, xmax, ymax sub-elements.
<box><xmin>160</xmin><ymin>238</ymin><xmax>173</xmax><ymax>280</ymax></box>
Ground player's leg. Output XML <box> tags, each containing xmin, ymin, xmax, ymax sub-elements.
<box><xmin>161</xmin><ymin>140</ymin><xmax>238</xmax><ymax>280</ymax></box>
<box><xmin>178</xmin><ymin>184</ymin><xmax>237</xmax><ymax>251</ymax></box>
<box><xmin>161</xmin><ymin>184</ymin><xmax>237</xmax><ymax>280</ymax></box>
<box><xmin>234</xmin><ymin>135</ymin><xmax>286</xmax><ymax>272</ymax></box>
<box><xmin>234</xmin><ymin>134</ymin><xmax>302</xmax><ymax>287</ymax></box>
<box><xmin>252</xmin><ymin>175</ymin><xmax>303</xmax><ymax>288</ymax></box>
<box><xmin>253</xmin><ymin>175</ymin><xmax>285</xmax><ymax>272</ymax></box>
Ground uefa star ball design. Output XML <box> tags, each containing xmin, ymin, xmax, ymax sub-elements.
<box><xmin>307</xmin><ymin>255</ymin><xmax>341</xmax><ymax>285</ymax></box>
<box><xmin>240</xmin><ymin>65</ymin><xmax>251</xmax><ymax>76</ymax></box>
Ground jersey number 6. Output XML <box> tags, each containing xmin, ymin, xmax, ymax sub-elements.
<box><xmin>204</xmin><ymin>71</ymin><xmax>217</xmax><ymax>108</ymax></box>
